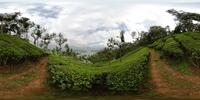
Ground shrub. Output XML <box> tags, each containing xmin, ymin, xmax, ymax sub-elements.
<box><xmin>183</xmin><ymin>32</ymin><xmax>200</xmax><ymax>40</ymax></box>
<box><xmin>0</xmin><ymin>34</ymin><xmax>44</xmax><ymax>65</ymax></box>
<box><xmin>48</xmin><ymin>48</ymin><xmax>150</xmax><ymax>92</ymax></box>
<box><xmin>161</xmin><ymin>37</ymin><xmax>184</xmax><ymax>58</ymax></box>
<box><xmin>152</xmin><ymin>32</ymin><xmax>200</xmax><ymax>68</ymax></box>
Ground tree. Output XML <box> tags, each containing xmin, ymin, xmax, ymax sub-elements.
<box><xmin>120</xmin><ymin>30</ymin><xmax>125</xmax><ymax>43</ymax></box>
<box><xmin>54</xmin><ymin>33</ymin><xmax>68</xmax><ymax>52</ymax></box>
<box><xmin>40</xmin><ymin>33</ymin><xmax>56</xmax><ymax>50</ymax></box>
<box><xmin>31</xmin><ymin>24</ymin><xmax>46</xmax><ymax>46</ymax></box>
<box><xmin>107</xmin><ymin>37</ymin><xmax>118</xmax><ymax>49</ymax></box>
<box><xmin>131</xmin><ymin>31</ymin><xmax>136</xmax><ymax>41</ymax></box>
<box><xmin>18</xmin><ymin>17</ymin><xmax>33</xmax><ymax>38</ymax></box>
<box><xmin>0</xmin><ymin>14</ymin><xmax>4</xmax><ymax>34</ymax></box>
<box><xmin>107</xmin><ymin>30</ymin><xmax>127</xmax><ymax>62</ymax></box>
<box><xmin>147</xmin><ymin>26</ymin><xmax>167</xmax><ymax>43</ymax></box>
<box><xmin>0</xmin><ymin>12</ymin><xmax>21</xmax><ymax>34</ymax></box>
<box><xmin>167</xmin><ymin>9</ymin><xmax>200</xmax><ymax>33</ymax></box>
<box><xmin>0</xmin><ymin>12</ymin><xmax>33</xmax><ymax>38</ymax></box>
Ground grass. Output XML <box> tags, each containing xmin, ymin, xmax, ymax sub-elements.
<box><xmin>0</xmin><ymin>67</ymin><xmax>38</xmax><ymax>90</ymax></box>
<box><xmin>151</xmin><ymin>32</ymin><xmax>200</xmax><ymax>75</ymax></box>
<box><xmin>48</xmin><ymin>48</ymin><xmax>149</xmax><ymax>73</ymax></box>
<box><xmin>156</xmin><ymin>60</ymin><xmax>193</xmax><ymax>89</ymax></box>
<box><xmin>48</xmin><ymin>47</ymin><xmax>150</xmax><ymax>91</ymax></box>
<box><xmin>175</xmin><ymin>33</ymin><xmax>200</xmax><ymax>53</ymax></box>
<box><xmin>0</xmin><ymin>34</ymin><xmax>44</xmax><ymax>65</ymax></box>
<box><xmin>162</xmin><ymin>37</ymin><xmax>183</xmax><ymax>56</ymax></box>
<box><xmin>167</xmin><ymin>59</ymin><xmax>194</xmax><ymax>76</ymax></box>
<box><xmin>183</xmin><ymin>32</ymin><xmax>200</xmax><ymax>40</ymax></box>
<box><xmin>0</xmin><ymin>62</ymin><xmax>31</xmax><ymax>77</ymax></box>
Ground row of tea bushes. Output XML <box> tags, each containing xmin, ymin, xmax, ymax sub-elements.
<box><xmin>150</xmin><ymin>32</ymin><xmax>200</xmax><ymax>67</ymax></box>
<box><xmin>0</xmin><ymin>34</ymin><xmax>45</xmax><ymax>65</ymax></box>
<box><xmin>48</xmin><ymin>48</ymin><xmax>149</xmax><ymax>91</ymax></box>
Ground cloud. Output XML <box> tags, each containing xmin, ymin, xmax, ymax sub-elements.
<box><xmin>26</xmin><ymin>4</ymin><xmax>62</xmax><ymax>18</ymax></box>
<box><xmin>0</xmin><ymin>0</ymin><xmax>200</xmax><ymax>50</ymax></box>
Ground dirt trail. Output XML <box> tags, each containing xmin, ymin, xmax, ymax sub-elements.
<box><xmin>161</xmin><ymin>59</ymin><xmax>200</xmax><ymax>85</ymax></box>
<box><xmin>0</xmin><ymin>57</ymin><xmax>48</xmax><ymax>99</ymax></box>
<box><xmin>149</xmin><ymin>49</ymin><xmax>170</xmax><ymax>94</ymax></box>
<box><xmin>0</xmin><ymin>60</ymin><xmax>40</xmax><ymax>82</ymax></box>
<box><xmin>150</xmin><ymin>49</ymin><xmax>200</xmax><ymax>97</ymax></box>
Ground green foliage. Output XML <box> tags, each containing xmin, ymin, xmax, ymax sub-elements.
<box><xmin>175</xmin><ymin>33</ymin><xmax>200</xmax><ymax>53</ymax></box>
<box><xmin>152</xmin><ymin>32</ymin><xmax>200</xmax><ymax>67</ymax></box>
<box><xmin>48</xmin><ymin>48</ymin><xmax>149</xmax><ymax>91</ymax></box>
<box><xmin>162</xmin><ymin>37</ymin><xmax>184</xmax><ymax>57</ymax></box>
<box><xmin>149</xmin><ymin>37</ymin><xmax>168</xmax><ymax>50</ymax></box>
<box><xmin>0</xmin><ymin>34</ymin><xmax>44</xmax><ymax>65</ymax></box>
<box><xmin>167</xmin><ymin>9</ymin><xmax>200</xmax><ymax>33</ymax></box>
<box><xmin>183</xmin><ymin>32</ymin><xmax>200</xmax><ymax>40</ymax></box>
<box><xmin>168</xmin><ymin>59</ymin><xmax>193</xmax><ymax>76</ymax></box>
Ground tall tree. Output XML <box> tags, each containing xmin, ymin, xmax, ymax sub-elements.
<box><xmin>0</xmin><ymin>12</ymin><xmax>33</xmax><ymax>38</ymax></box>
<box><xmin>31</xmin><ymin>24</ymin><xmax>46</xmax><ymax>46</ymax></box>
<box><xmin>167</xmin><ymin>9</ymin><xmax>200</xmax><ymax>33</ymax></box>
<box><xmin>147</xmin><ymin>26</ymin><xmax>167</xmax><ymax>43</ymax></box>
<box><xmin>54</xmin><ymin>33</ymin><xmax>68</xmax><ymax>52</ymax></box>
<box><xmin>40</xmin><ymin>33</ymin><xmax>56</xmax><ymax>50</ymax></box>
<box><xmin>120</xmin><ymin>30</ymin><xmax>125</xmax><ymax>43</ymax></box>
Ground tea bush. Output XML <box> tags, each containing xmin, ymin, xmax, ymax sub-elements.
<box><xmin>161</xmin><ymin>37</ymin><xmax>184</xmax><ymax>58</ymax></box>
<box><xmin>48</xmin><ymin>48</ymin><xmax>149</xmax><ymax>91</ymax></box>
<box><xmin>0</xmin><ymin>34</ymin><xmax>45</xmax><ymax>65</ymax></box>
<box><xmin>152</xmin><ymin>32</ymin><xmax>200</xmax><ymax>67</ymax></box>
<box><xmin>175</xmin><ymin>33</ymin><xmax>200</xmax><ymax>67</ymax></box>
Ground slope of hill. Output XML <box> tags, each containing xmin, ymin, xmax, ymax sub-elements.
<box><xmin>150</xmin><ymin>32</ymin><xmax>200</xmax><ymax>67</ymax></box>
<box><xmin>48</xmin><ymin>47</ymin><xmax>150</xmax><ymax>91</ymax></box>
<box><xmin>0</xmin><ymin>34</ymin><xmax>45</xmax><ymax>65</ymax></box>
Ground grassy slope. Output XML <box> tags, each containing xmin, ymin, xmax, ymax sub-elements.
<box><xmin>48</xmin><ymin>47</ymin><xmax>150</xmax><ymax>91</ymax></box>
<box><xmin>0</xmin><ymin>34</ymin><xmax>44</xmax><ymax>65</ymax></box>
<box><xmin>48</xmin><ymin>48</ymin><xmax>149</xmax><ymax>74</ymax></box>
<box><xmin>150</xmin><ymin>32</ymin><xmax>200</xmax><ymax>75</ymax></box>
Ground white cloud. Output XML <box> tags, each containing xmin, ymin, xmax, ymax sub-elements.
<box><xmin>0</xmin><ymin>0</ymin><xmax>200</xmax><ymax>49</ymax></box>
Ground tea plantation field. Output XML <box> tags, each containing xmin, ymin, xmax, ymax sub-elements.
<box><xmin>48</xmin><ymin>47</ymin><xmax>150</xmax><ymax>91</ymax></box>
<box><xmin>0</xmin><ymin>34</ymin><xmax>45</xmax><ymax>65</ymax></box>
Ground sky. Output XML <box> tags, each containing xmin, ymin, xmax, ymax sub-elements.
<box><xmin>0</xmin><ymin>0</ymin><xmax>200</xmax><ymax>50</ymax></box>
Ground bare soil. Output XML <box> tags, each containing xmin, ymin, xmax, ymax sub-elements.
<box><xmin>0</xmin><ymin>57</ymin><xmax>48</xmax><ymax>99</ymax></box>
<box><xmin>150</xmin><ymin>49</ymin><xmax>200</xmax><ymax>98</ymax></box>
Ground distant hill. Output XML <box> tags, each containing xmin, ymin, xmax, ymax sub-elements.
<box><xmin>0</xmin><ymin>34</ymin><xmax>45</xmax><ymax>65</ymax></box>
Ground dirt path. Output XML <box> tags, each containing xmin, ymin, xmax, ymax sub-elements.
<box><xmin>161</xmin><ymin>59</ymin><xmax>200</xmax><ymax>85</ymax></box>
<box><xmin>0</xmin><ymin>61</ymin><xmax>38</xmax><ymax>82</ymax></box>
<box><xmin>149</xmin><ymin>49</ymin><xmax>170</xmax><ymax>94</ymax></box>
<box><xmin>0</xmin><ymin>57</ymin><xmax>48</xmax><ymax>99</ymax></box>
<box><xmin>149</xmin><ymin>49</ymin><xmax>200</xmax><ymax>98</ymax></box>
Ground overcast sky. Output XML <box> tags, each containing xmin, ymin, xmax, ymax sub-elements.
<box><xmin>0</xmin><ymin>0</ymin><xmax>200</xmax><ymax>49</ymax></box>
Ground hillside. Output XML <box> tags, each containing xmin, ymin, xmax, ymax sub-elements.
<box><xmin>1</xmin><ymin>32</ymin><xmax>200</xmax><ymax>99</ymax></box>
<box><xmin>150</xmin><ymin>32</ymin><xmax>200</xmax><ymax>67</ymax></box>
<box><xmin>48</xmin><ymin>47</ymin><xmax>149</xmax><ymax>91</ymax></box>
<box><xmin>0</xmin><ymin>34</ymin><xmax>45</xmax><ymax>65</ymax></box>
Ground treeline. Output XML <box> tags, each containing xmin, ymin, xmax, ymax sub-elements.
<box><xmin>84</xmin><ymin>9</ymin><xmax>200</xmax><ymax>64</ymax></box>
<box><xmin>0</xmin><ymin>12</ymin><xmax>77</xmax><ymax>56</ymax></box>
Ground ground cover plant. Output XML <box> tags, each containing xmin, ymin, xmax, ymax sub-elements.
<box><xmin>0</xmin><ymin>34</ymin><xmax>45</xmax><ymax>65</ymax></box>
<box><xmin>48</xmin><ymin>47</ymin><xmax>150</xmax><ymax>92</ymax></box>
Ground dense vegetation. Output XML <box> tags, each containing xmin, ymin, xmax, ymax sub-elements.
<box><xmin>150</xmin><ymin>32</ymin><xmax>200</xmax><ymax>67</ymax></box>
<box><xmin>0</xmin><ymin>8</ymin><xmax>200</xmax><ymax>98</ymax></box>
<box><xmin>0</xmin><ymin>34</ymin><xmax>44</xmax><ymax>65</ymax></box>
<box><xmin>48</xmin><ymin>47</ymin><xmax>149</xmax><ymax>91</ymax></box>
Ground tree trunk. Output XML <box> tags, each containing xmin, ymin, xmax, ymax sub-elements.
<box><xmin>34</xmin><ymin>39</ymin><xmax>37</xmax><ymax>46</ymax></box>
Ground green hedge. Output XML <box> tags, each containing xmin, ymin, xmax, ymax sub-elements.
<box><xmin>48</xmin><ymin>48</ymin><xmax>149</xmax><ymax>91</ymax></box>
<box><xmin>175</xmin><ymin>33</ymin><xmax>200</xmax><ymax>67</ymax></box>
<box><xmin>0</xmin><ymin>34</ymin><xmax>45</xmax><ymax>65</ymax></box>
<box><xmin>183</xmin><ymin>32</ymin><xmax>200</xmax><ymax>40</ymax></box>
<box><xmin>162</xmin><ymin>37</ymin><xmax>184</xmax><ymax>58</ymax></box>
<box><xmin>151</xmin><ymin>32</ymin><xmax>200</xmax><ymax>67</ymax></box>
